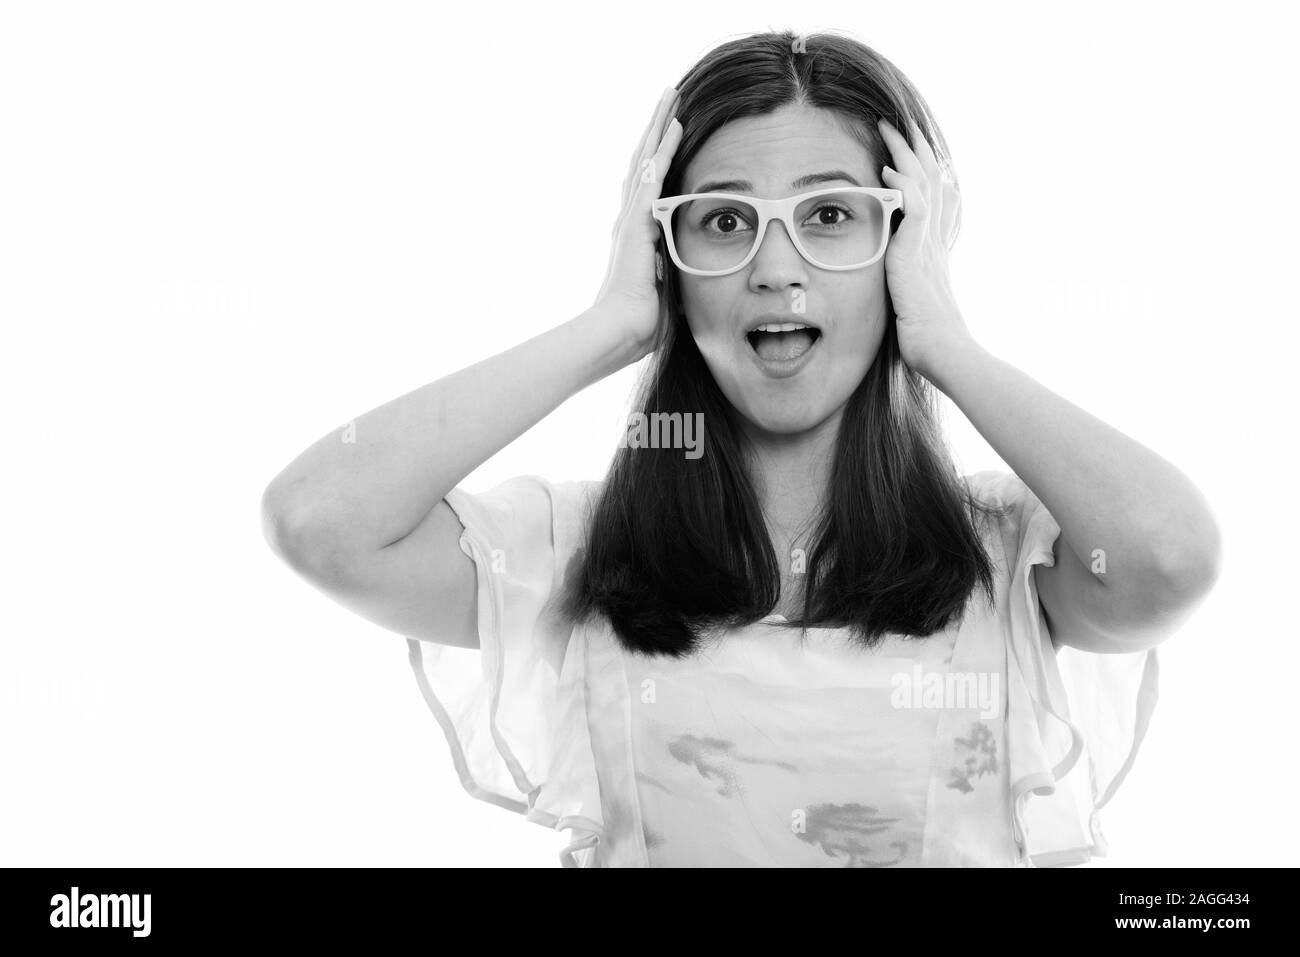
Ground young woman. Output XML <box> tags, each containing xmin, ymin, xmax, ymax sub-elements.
<box><xmin>262</xmin><ymin>30</ymin><xmax>1220</xmax><ymax>867</ymax></box>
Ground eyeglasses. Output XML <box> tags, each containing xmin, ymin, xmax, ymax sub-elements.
<box><xmin>652</xmin><ymin>186</ymin><xmax>904</xmax><ymax>277</ymax></box>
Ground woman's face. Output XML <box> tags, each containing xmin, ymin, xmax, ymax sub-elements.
<box><xmin>676</xmin><ymin>103</ymin><xmax>889</xmax><ymax>438</ymax></box>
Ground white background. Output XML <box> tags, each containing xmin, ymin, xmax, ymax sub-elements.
<box><xmin>2</xmin><ymin>0</ymin><xmax>1295</xmax><ymax>867</ymax></box>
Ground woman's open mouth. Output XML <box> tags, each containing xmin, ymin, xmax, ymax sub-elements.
<box><xmin>745</xmin><ymin>321</ymin><xmax>822</xmax><ymax>378</ymax></box>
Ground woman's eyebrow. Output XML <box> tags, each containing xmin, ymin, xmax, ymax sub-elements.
<box><xmin>691</xmin><ymin>169</ymin><xmax>863</xmax><ymax>193</ymax></box>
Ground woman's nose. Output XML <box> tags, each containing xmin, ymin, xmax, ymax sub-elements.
<box><xmin>748</xmin><ymin>219</ymin><xmax>809</xmax><ymax>290</ymax></box>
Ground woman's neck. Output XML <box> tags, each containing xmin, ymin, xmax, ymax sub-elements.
<box><xmin>744</xmin><ymin>412</ymin><xmax>840</xmax><ymax>564</ymax></box>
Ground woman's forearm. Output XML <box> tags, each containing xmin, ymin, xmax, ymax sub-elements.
<box><xmin>927</xmin><ymin>338</ymin><xmax>1221</xmax><ymax>595</ymax></box>
<box><xmin>263</xmin><ymin>305</ymin><xmax>638</xmax><ymax>554</ymax></box>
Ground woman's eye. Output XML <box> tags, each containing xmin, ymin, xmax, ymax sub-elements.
<box><xmin>700</xmin><ymin>209</ymin><xmax>755</xmax><ymax>234</ymax></box>
<box><xmin>808</xmin><ymin>204</ymin><xmax>853</xmax><ymax>226</ymax></box>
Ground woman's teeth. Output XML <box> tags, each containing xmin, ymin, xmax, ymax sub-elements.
<box><xmin>753</xmin><ymin>321</ymin><xmax>812</xmax><ymax>333</ymax></box>
<box><xmin>746</xmin><ymin>326</ymin><xmax>821</xmax><ymax>361</ymax></box>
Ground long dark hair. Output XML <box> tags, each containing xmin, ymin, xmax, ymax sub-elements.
<box><xmin>562</xmin><ymin>29</ymin><xmax>1001</xmax><ymax>658</ymax></box>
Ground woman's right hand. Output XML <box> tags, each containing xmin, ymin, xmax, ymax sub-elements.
<box><xmin>593</xmin><ymin>85</ymin><xmax>684</xmax><ymax>362</ymax></box>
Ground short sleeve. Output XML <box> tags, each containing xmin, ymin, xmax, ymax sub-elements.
<box><xmin>969</xmin><ymin>469</ymin><xmax>1160</xmax><ymax>867</ymax></box>
<box><xmin>405</xmin><ymin>474</ymin><xmax>606</xmax><ymax>866</ymax></box>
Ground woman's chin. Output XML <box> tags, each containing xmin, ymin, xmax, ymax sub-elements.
<box><xmin>736</xmin><ymin>402</ymin><xmax>832</xmax><ymax>439</ymax></box>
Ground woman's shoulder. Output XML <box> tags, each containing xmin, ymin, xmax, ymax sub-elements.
<box><xmin>512</xmin><ymin>473</ymin><xmax>604</xmax><ymax>534</ymax></box>
<box><xmin>960</xmin><ymin>468</ymin><xmax>1033</xmax><ymax>510</ymax></box>
<box><xmin>960</xmin><ymin>469</ymin><xmax>1053</xmax><ymax>532</ymax></box>
<box><xmin>448</xmin><ymin>473</ymin><xmax>603</xmax><ymax>520</ymax></box>
<box><xmin>959</xmin><ymin>469</ymin><xmax>1060</xmax><ymax>570</ymax></box>
<box><xmin>444</xmin><ymin>473</ymin><xmax>605</xmax><ymax>567</ymax></box>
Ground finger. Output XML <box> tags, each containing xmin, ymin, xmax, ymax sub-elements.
<box><xmin>609</xmin><ymin>115</ymin><xmax>683</xmax><ymax>251</ymax></box>
<box><xmin>637</xmin><ymin>92</ymin><xmax>680</xmax><ymax>192</ymax></box>
<box><xmin>881</xmin><ymin>116</ymin><xmax>944</xmax><ymax>250</ymax></box>
<box><xmin>920</xmin><ymin>124</ymin><xmax>954</xmax><ymax>251</ymax></box>
<box><xmin>622</xmin><ymin>87</ymin><xmax>680</xmax><ymax>207</ymax></box>
<box><xmin>880</xmin><ymin>165</ymin><xmax>930</xmax><ymax>252</ymax></box>
<box><xmin>620</xmin><ymin>104</ymin><xmax>680</xmax><ymax>238</ymax></box>
<box><xmin>615</xmin><ymin>92</ymin><xmax>680</xmax><ymax>243</ymax></box>
<box><xmin>902</xmin><ymin>118</ymin><xmax>948</xmax><ymax>248</ymax></box>
<box><xmin>639</xmin><ymin>117</ymin><xmax>683</xmax><ymax>196</ymax></box>
<box><xmin>642</xmin><ymin>119</ymin><xmax>684</xmax><ymax>271</ymax></box>
<box><xmin>908</xmin><ymin>116</ymin><xmax>943</xmax><ymax>182</ymax></box>
<box><xmin>939</xmin><ymin>180</ymin><xmax>961</xmax><ymax>251</ymax></box>
<box><xmin>621</xmin><ymin>87</ymin><xmax>675</xmax><ymax>198</ymax></box>
<box><xmin>877</xmin><ymin>117</ymin><xmax>929</xmax><ymax>187</ymax></box>
<box><xmin>613</xmin><ymin>88</ymin><xmax>678</xmax><ymax>242</ymax></box>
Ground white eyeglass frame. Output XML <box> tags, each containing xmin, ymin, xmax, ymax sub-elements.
<box><xmin>652</xmin><ymin>186</ymin><xmax>904</xmax><ymax>277</ymax></box>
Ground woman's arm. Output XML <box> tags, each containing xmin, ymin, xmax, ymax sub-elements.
<box><xmin>263</xmin><ymin>307</ymin><xmax>637</xmax><ymax>554</ymax></box>
<box><xmin>261</xmin><ymin>87</ymin><xmax>684</xmax><ymax>647</ymax></box>
<box><xmin>874</xmin><ymin>116</ymin><xmax>1220</xmax><ymax>654</ymax></box>
<box><xmin>929</xmin><ymin>339</ymin><xmax>1222</xmax><ymax>654</ymax></box>
<box><xmin>260</xmin><ymin>306</ymin><xmax>639</xmax><ymax>646</ymax></box>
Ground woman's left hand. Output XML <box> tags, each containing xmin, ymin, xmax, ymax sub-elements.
<box><xmin>877</xmin><ymin>116</ymin><xmax>977</xmax><ymax>382</ymax></box>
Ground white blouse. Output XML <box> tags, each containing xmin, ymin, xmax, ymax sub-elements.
<box><xmin>406</xmin><ymin>470</ymin><xmax>1158</xmax><ymax>867</ymax></box>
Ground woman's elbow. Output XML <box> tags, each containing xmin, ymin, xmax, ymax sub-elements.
<box><xmin>1152</xmin><ymin>513</ymin><xmax>1224</xmax><ymax>609</ymax></box>
<box><xmin>260</xmin><ymin>480</ymin><xmax>336</xmax><ymax>575</ymax></box>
